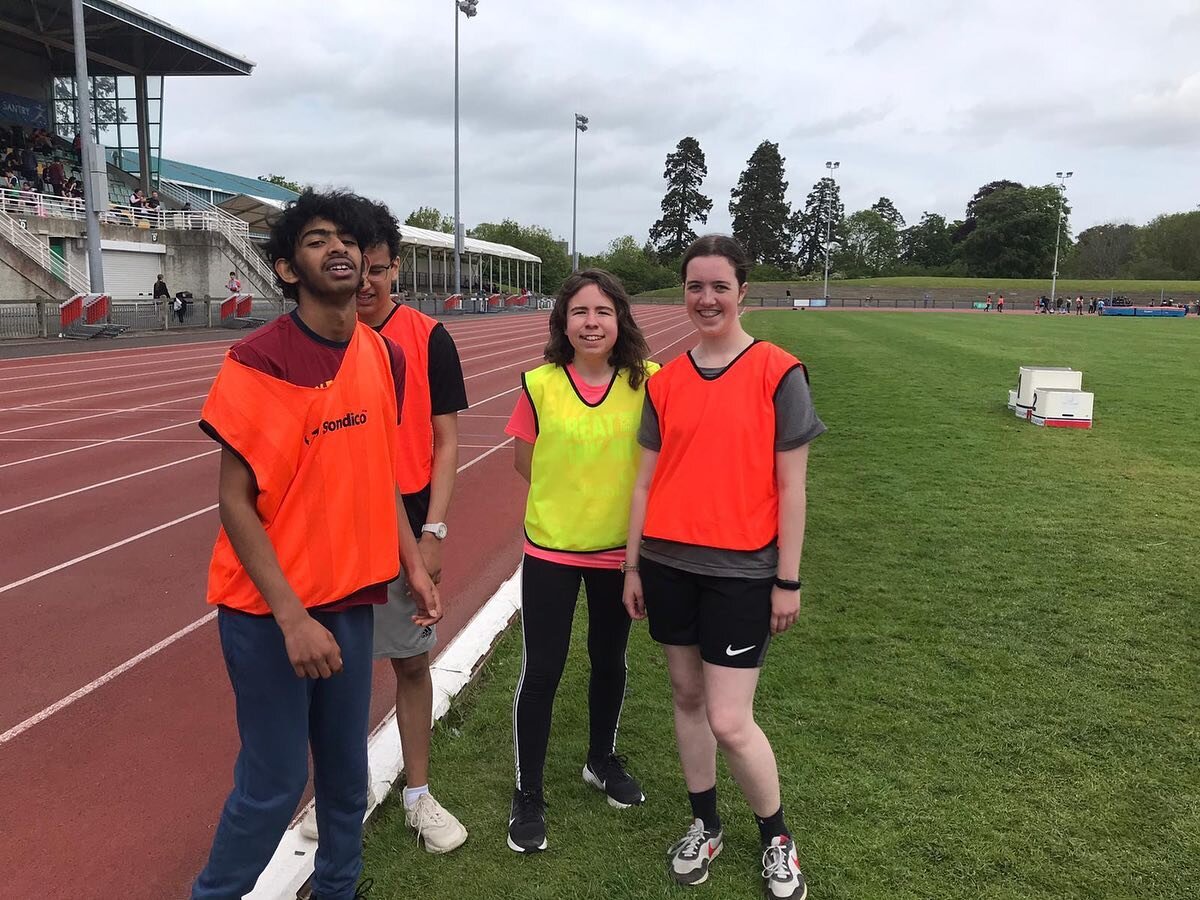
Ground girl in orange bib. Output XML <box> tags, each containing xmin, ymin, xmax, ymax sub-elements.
<box><xmin>624</xmin><ymin>236</ymin><xmax>824</xmax><ymax>899</ymax></box>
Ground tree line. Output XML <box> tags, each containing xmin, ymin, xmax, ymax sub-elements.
<box><xmin>392</xmin><ymin>135</ymin><xmax>1200</xmax><ymax>297</ymax></box>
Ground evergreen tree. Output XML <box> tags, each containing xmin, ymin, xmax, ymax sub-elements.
<box><xmin>649</xmin><ymin>137</ymin><xmax>713</xmax><ymax>259</ymax></box>
<box><xmin>870</xmin><ymin>196</ymin><xmax>905</xmax><ymax>230</ymax></box>
<box><xmin>793</xmin><ymin>176</ymin><xmax>844</xmax><ymax>275</ymax></box>
<box><xmin>899</xmin><ymin>212</ymin><xmax>955</xmax><ymax>269</ymax></box>
<box><xmin>729</xmin><ymin>141</ymin><xmax>794</xmax><ymax>268</ymax></box>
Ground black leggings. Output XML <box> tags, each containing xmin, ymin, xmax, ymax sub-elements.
<box><xmin>513</xmin><ymin>554</ymin><xmax>632</xmax><ymax>792</ymax></box>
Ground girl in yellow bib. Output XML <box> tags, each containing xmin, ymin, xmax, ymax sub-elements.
<box><xmin>503</xmin><ymin>268</ymin><xmax>657</xmax><ymax>853</ymax></box>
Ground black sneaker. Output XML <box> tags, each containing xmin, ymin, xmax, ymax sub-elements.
<box><xmin>507</xmin><ymin>788</ymin><xmax>548</xmax><ymax>852</ymax></box>
<box><xmin>667</xmin><ymin>817</ymin><xmax>722</xmax><ymax>885</ymax></box>
<box><xmin>583</xmin><ymin>753</ymin><xmax>646</xmax><ymax>808</ymax></box>
<box><xmin>762</xmin><ymin>835</ymin><xmax>807</xmax><ymax>899</ymax></box>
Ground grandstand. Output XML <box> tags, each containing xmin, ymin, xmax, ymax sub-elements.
<box><xmin>0</xmin><ymin>0</ymin><xmax>540</xmax><ymax>325</ymax></box>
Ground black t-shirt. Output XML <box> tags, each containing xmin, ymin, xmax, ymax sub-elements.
<box><xmin>391</xmin><ymin>319</ymin><xmax>469</xmax><ymax>535</ymax></box>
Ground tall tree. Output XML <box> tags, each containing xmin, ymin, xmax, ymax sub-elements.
<box><xmin>899</xmin><ymin>212</ymin><xmax>955</xmax><ymax>269</ymax></box>
<box><xmin>649</xmin><ymin>137</ymin><xmax>713</xmax><ymax>259</ymax></box>
<box><xmin>729</xmin><ymin>141</ymin><xmax>794</xmax><ymax>268</ymax></box>
<box><xmin>258</xmin><ymin>173</ymin><xmax>305</xmax><ymax>193</ymax></box>
<box><xmin>1064</xmin><ymin>223</ymin><xmax>1138</xmax><ymax>278</ymax></box>
<box><xmin>955</xmin><ymin>179</ymin><xmax>1025</xmax><ymax>243</ymax></box>
<box><xmin>405</xmin><ymin>206</ymin><xmax>454</xmax><ymax>233</ymax></box>
<box><xmin>959</xmin><ymin>183</ymin><xmax>1065</xmax><ymax>277</ymax></box>
<box><xmin>586</xmin><ymin>236</ymin><xmax>677</xmax><ymax>295</ymax></box>
<box><xmin>1130</xmin><ymin>211</ymin><xmax>1200</xmax><ymax>279</ymax></box>
<box><xmin>870</xmin><ymin>196</ymin><xmax>905</xmax><ymax>230</ymax></box>
<box><xmin>793</xmin><ymin>177</ymin><xmax>844</xmax><ymax>275</ymax></box>
<box><xmin>839</xmin><ymin>209</ymin><xmax>900</xmax><ymax>276</ymax></box>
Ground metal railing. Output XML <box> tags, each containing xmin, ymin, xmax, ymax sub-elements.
<box><xmin>0</xmin><ymin>207</ymin><xmax>90</xmax><ymax>295</ymax></box>
<box><xmin>156</xmin><ymin>181</ymin><xmax>277</xmax><ymax>294</ymax></box>
<box><xmin>0</xmin><ymin>186</ymin><xmax>278</xmax><ymax>299</ymax></box>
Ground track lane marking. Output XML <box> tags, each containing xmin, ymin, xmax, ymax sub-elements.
<box><xmin>0</xmin><ymin>436</ymin><xmax>520</xmax><ymax>745</ymax></box>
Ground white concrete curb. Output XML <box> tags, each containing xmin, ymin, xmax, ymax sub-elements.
<box><xmin>245</xmin><ymin>564</ymin><xmax>523</xmax><ymax>899</ymax></box>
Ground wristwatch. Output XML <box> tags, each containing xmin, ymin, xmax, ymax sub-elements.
<box><xmin>421</xmin><ymin>522</ymin><xmax>448</xmax><ymax>540</ymax></box>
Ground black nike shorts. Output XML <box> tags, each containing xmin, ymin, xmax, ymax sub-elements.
<box><xmin>640</xmin><ymin>556</ymin><xmax>772</xmax><ymax>669</ymax></box>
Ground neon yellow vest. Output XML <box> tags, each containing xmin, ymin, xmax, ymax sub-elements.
<box><xmin>522</xmin><ymin>361</ymin><xmax>658</xmax><ymax>553</ymax></box>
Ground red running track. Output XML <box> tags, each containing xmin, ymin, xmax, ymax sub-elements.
<box><xmin>0</xmin><ymin>305</ymin><xmax>697</xmax><ymax>900</ymax></box>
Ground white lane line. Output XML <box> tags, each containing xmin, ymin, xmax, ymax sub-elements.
<box><xmin>0</xmin><ymin>349</ymin><xmax>228</xmax><ymax>384</ymax></box>
<box><xmin>0</xmin><ymin>420</ymin><xmax>197</xmax><ymax>469</ymax></box>
<box><xmin>0</xmin><ymin>336</ymin><xmax>237</xmax><ymax>368</ymax></box>
<box><xmin>10</xmin><ymin>375</ymin><xmax>215</xmax><ymax>409</ymax></box>
<box><xmin>0</xmin><ymin>393</ymin><xmax>208</xmax><ymax>436</ymax></box>
<box><xmin>0</xmin><ymin>504</ymin><xmax>219</xmax><ymax>597</ymax></box>
<box><xmin>0</xmin><ymin>449</ymin><xmax>218</xmax><ymax>517</ymax></box>
<box><xmin>0</xmin><ymin>406</ymin><xmax>198</xmax><ymax>414</ymax></box>
<box><xmin>0</xmin><ymin>611</ymin><xmax>218</xmax><ymax>747</ymax></box>
<box><xmin>0</xmin><ymin>433</ymin><xmax>519</xmax><ymax>745</ymax></box>
<box><xmin>0</xmin><ymin>362</ymin><xmax>219</xmax><ymax>397</ymax></box>
<box><xmin>0</xmin><ymin>437</ymin><xmax>210</xmax><ymax>444</ymax></box>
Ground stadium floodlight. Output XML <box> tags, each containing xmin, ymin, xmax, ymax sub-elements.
<box><xmin>1050</xmin><ymin>170</ymin><xmax>1073</xmax><ymax>304</ymax></box>
<box><xmin>453</xmin><ymin>0</ymin><xmax>480</xmax><ymax>300</ymax></box>
<box><xmin>572</xmin><ymin>113</ymin><xmax>589</xmax><ymax>271</ymax></box>
<box><xmin>822</xmin><ymin>160</ymin><xmax>841</xmax><ymax>300</ymax></box>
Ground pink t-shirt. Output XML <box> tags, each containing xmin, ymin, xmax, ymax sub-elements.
<box><xmin>505</xmin><ymin>364</ymin><xmax>627</xmax><ymax>570</ymax></box>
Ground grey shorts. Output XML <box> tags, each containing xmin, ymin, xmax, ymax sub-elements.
<box><xmin>372</xmin><ymin>573</ymin><xmax>437</xmax><ymax>660</ymax></box>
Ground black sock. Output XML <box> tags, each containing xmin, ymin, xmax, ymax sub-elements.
<box><xmin>755</xmin><ymin>804</ymin><xmax>789</xmax><ymax>845</ymax></box>
<box><xmin>688</xmin><ymin>786</ymin><xmax>720</xmax><ymax>832</ymax></box>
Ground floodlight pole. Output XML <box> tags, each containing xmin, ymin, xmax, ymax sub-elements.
<box><xmin>453</xmin><ymin>0</ymin><xmax>478</xmax><ymax>299</ymax></box>
<box><xmin>72</xmin><ymin>0</ymin><xmax>103</xmax><ymax>292</ymax></box>
<box><xmin>572</xmin><ymin>113</ymin><xmax>588</xmax><ymax>271</ymax></box>
<box><xmin>822</xmin><ymin>160</ymin><xmax>840</xmax><ymax>300</ymax></box>
<box><xmin>1050</xmin><ymin>170</ymin><xmax>1072</xmax><ymax>304</ymax></box>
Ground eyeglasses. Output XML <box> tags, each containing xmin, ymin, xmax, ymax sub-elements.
<box><xmin>367</xmin><ymin>265</ymin><xmax>392</xmax><ymax>278</ymax></box>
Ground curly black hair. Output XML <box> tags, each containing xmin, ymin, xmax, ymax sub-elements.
<box><xmin>544</xmin><ymin>268</ymin><xmax>652</xmax><ymax>389</ymax></box>
<box><xmin>361</xmin><ymin>197</ymin><xmax>401</xmax><ymax>261</ymax></box>
<box><xmin>263</xmin><ymin>189</ymin><xmax>377</xmax><ymax>299</ymax></box>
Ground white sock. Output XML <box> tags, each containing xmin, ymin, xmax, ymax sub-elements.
<box><xmin>404</xmin><ymin>784</ymin><xmax>430</xmax><ymax>810</ymax></box>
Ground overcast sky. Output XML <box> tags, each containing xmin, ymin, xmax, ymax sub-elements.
<box><xmin>134</xmin><ymin>0</ymin><xmax>1200</xmax><ymax>254</ymax></box>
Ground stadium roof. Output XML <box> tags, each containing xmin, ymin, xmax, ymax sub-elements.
<box><xmin>400</xmin><ymin>224</ymin><xmax>542</xmax><ymax>264</ymax></box>
<box><xmin>0</xmin><ymin>0</ymin><xmax>254</xmax><ymax>76</ymax></box>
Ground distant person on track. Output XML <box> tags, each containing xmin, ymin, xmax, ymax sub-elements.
<box><xmin>623</xmin><ymin>234</ymin><xmax>824</xmax><ymax>899</ymax></box>
<box><xmin>985</xmin><ymin>292</ymin><xmax>992</xmax><ymax>311</ymax></box>
<box><xmin>997</xmin><ymin>293</ymin><xmax>1005</xmax><ymax>313</ymax></box>
<box><xmin>190</xmin><ymin>190</ymin><xmax>439</xmax><ymax>900</ymax></box>
<box><xmin>503</xmin><ymin>268</ymin><xmax>657</xmax><ymax>853</ymax></box>
<box><xmin>1076</xmin><ymin>296</ymin><xmax>1084</xmax><ymax>315</ymax></box>
<box><xmin>303</xmin><ymin>198</ymin><xmax>470</xmax><ymax>853</ymax></box>
<box><xmin>226</xmin><ymin>271</ymin><xmax>241</xmax><ymax>295</ymax></box>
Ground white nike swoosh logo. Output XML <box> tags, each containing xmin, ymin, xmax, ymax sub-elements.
<box><xmin>725</xmin><ymin>644</ymin><xmax>756</xmax><ymax>657</ymax></box>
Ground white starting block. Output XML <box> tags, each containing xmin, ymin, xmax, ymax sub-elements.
<box><xmin>1030</xmin><ymin>389</ymin><xmax>1094</xmax><ymax>428</ymax></box>
<box><xmin>1013</xmin><ymin>366</ymin><xmax>1082</xmax><ymax>419</ymax></box>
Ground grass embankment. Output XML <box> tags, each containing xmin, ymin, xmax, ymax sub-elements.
<box><xmin>364</xmin><ymin>312</ymin><xmax>1200</xmax><ymax>899</ymax></box>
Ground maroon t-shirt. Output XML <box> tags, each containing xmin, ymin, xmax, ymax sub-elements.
<box><xmin>224</xmin><ymin>310</ymin><xmax>407</xmax><ymax>610</ymax></box>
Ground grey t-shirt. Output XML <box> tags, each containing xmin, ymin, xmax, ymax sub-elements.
<box><xmin>637</xmin><ymin>353</ymin><xmax>825</xmax><ymax>578</ymax></box>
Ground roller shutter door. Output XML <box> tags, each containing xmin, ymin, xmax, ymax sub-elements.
<box><xmin>101</xmin><ymin>250</ymin><xmax>163</xmax><ymax>300</ymax></box>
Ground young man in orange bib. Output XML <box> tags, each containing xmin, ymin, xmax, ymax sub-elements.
<box><xmin>355</xmin><ymin>200</ymin><xmax>469</xmax><ymax>851</ymax></box>
<box><xmin>191</xmin><ymin>190</ymin><xmax>439</xmax><ymax>900</ymax></box>
<box><xmin>624</xmin><ymin>236</ymin><xmax>824</xmax><ymax>899</ymax></box>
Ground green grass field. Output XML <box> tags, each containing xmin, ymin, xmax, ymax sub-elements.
<box><xmin>363</xmin><ymin>312</ymin><xmax>1200</xmax><ymax>899</ymax></box>
<box><xmin>638</xmin><ymin>276</ymin><xmax>1200</xmax><ymax>300</ymax></box>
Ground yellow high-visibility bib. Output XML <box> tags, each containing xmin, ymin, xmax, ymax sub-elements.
<box><xmin>522</xmin><ymin>361</ymin><xmax>658</xmax><ymax>553</ymax></box>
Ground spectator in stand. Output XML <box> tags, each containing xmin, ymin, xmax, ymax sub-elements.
<box><xmin>65</xmin><ymin>174</ymin><xmax>83</xmax><ymax>199</ymax></box>
<box><xmin>20</xmin><ymin>146</ymin><xmax>37</xmax><ymax>183</ymax></box>
<box><xmin>129</xmin><ymin>188</ymin><xmax>146</xmax><ymax>217</ymax></box>
<box><xmin>44</xmin><ymin>158</ymin><xmax>65</xmax><ymax>196</ymax></box>
<box><xmin>72</xmin><ymin>132</ymin><xmax>82</xmax><ymax>160</ymax></box>
<box><xmin>226</xmin><ymin>271</ymin><xmax>242</xmax><ymax>295</ymax></box>
<box><xmin>31</xmin><ymin>129</ymin><xmax>52</xmax><ymax>152</ymax></box>
<box><xmin>146</xmin><ymin>190</ymin><xmax>163</xmax><ymax>225</ymax></box>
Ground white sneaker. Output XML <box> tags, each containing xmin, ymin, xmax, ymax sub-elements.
<box><xmin>667</xmin><ymin>817</ymin><xmax>722</xmax><ymax>885</ymax></box>
<box><xmin>762</xmin><ymin>835</ymin><xmax>807</xmax><ymax>899</ymax></box>
<box><xmin>298</xmin><ymin>785</ymin><xmax>378</xmax><ymax>841</ymax></box>
<box><xmin>406</xmin><ymin>792</ymin><xmax>468</xmax><ymax>854</ymax></box>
